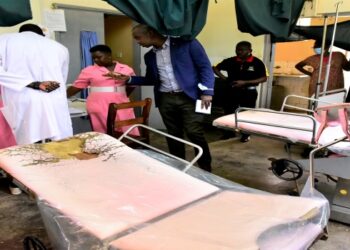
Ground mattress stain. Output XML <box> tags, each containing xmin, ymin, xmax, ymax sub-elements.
<box><xmin>42</xmin><ymin>138</ymin><xmax>98</xmax><ymax>160</ymax></box>
<box><xmin>1</xmin><ymin>132</ymin><xmax>118</xmax><ymax>166</ymax></box>
<box><xmin>42</xmin><ymin>138</ymin><xmax>84</xmax><ymax>159</ymax></box>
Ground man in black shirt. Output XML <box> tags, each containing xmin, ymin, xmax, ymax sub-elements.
<box><xmin>213</xmin><ymin>41</ymin><xmax>267</xmax><ymax>142</ymax></box>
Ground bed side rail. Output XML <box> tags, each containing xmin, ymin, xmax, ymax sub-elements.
<box><xmin>315</xmin><ymin>102</ymin><xmax>350</xmax><ymax>111</ymax></box>
<box><xmin>235</xmin><ymin>107</ymin><xmax>318</xmax><ymax>144</ymax></box>
<box><xmin>118</xmin><ymin>124</ymin><xmax>203</xmax><ymax>172</ymax></box>
<box><xmin>281</xmin><ymin>88</ymin><xmax>347</xmax><ymax>112</ymax></box>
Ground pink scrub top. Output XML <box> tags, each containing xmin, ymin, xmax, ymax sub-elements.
<box><xmin>73</xmin><ymin>62</ymin><xmax>139</xmax><ymax>135</ymax></box>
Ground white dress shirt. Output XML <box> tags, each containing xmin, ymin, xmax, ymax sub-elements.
<box><xmin>154</xmin><ymin>38</ymin><xmax>182</xmax><ymax>92</ymax></box>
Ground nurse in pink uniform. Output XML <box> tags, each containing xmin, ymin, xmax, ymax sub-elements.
<box><xmin>67</xmin><ymin>45</ymin><xmax>139</xmax><ymax>135</ymax></box>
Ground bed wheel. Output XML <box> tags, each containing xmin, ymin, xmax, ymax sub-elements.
<box><xmin>268</xmin><ymin>158</ymin><xmax>303</xmax><ymax>181</ymax></box>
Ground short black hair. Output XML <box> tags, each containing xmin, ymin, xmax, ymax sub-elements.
<box><xmin>19</xmin><ymin>24</ymin><xmax>44</xmax><ymax>36</ymax></box>
<box><xmin>236</xmin><ymin>41</ymin><xmax>252</xmax><ymax>49</ymax></box>
<box><xmin>89</xmin><ymin>44</ymin><xmax>112</xmax><ymax>54</ymax></box>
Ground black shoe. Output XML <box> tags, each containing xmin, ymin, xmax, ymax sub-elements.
<box><xmin>240</xmin><ymin>135</ymin><xmax>250</xmax><ymax>143</ymax></box>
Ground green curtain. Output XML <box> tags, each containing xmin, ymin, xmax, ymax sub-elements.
<box><xmin>0</xmin><ymin>0</ymin><xmax>32</xmax><ymax>27</ymax></box>
<box><xmin>235</xmin><ymin>0</ymin><xmax>305</xmax><ymax>39</ymax></box>
<box><xmin>294</xmin><ymin>21</ymin><xmax>350</xmax><ymax>51</ymax></box>
<box><xmin>104</xmin><ymin>0</ymin><xmax>209</xmax><ymax>39</ymax></box>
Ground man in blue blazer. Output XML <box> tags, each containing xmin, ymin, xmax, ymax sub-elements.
<box><xmin>113</xmin><ymin>24</ymin><xmax>214</xmax><ymax>172</ymax></box>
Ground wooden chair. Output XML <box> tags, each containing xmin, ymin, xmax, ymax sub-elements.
<box><xmin>107</xmin><ymin>98</ymin><xmax>152</xmax><ymax>147</ymax></box>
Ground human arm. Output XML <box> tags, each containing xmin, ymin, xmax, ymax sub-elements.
<box><xmin>232</xmin><ymin>76</ymin><xmax>267</xmax><ymax>88</ymax></box>
<box><xmin>66</xmin><ymin>85</ymin><xmax>82</xmax><ymax>98</ymax></box>
<box><xmin>189</xmin><ymin>39</ymin><xmax>214</xmax><ymax>96</ymax></box>
<box><xmin>103</xmin><ymin>72</ymin><xmax>151</xmax><ymax>85</ymax></box>
<box><xmin>212</xmin><ymin>65</ymin><xmax>228</xmax><ymax>81</ymax></box>
<box><xmin>295</xmin><ymin>60</ymin><xmax>313</xmax><ymax>76</ymax></box>
<box><xmin>27</xmin><ymin>81</ymin><xmax>60</xmax><ymax>92</ymax></box>
<box><xmin>232</xmin><ymin>58</ymin><xmax>267</xmax><ymax>88</ymax></box>
<box><xmin>68</xmin><ymin>67</ymin><xmax>92</xmax><ymax>95</ymax></box>
<box><xmin>104</xmin><ymin>63</ymin><xmax>136</xmax><ymax>84</ymax></box>
<box><xmin>0</xmin><ymin>66</ymin><xmax>33</xmax><ymax>91</ymax></box>
<box><xmin>0</xmin><ymin>37</ymin><xmax>31</xmax><ymax>91</ymax></box>
<box><xmin>114</xmin><ymin>64</ymin><xmax>137</xmax><ymax>96</ymax></box>
<box><xmin>105</xmin><ymin>53</ymin><xmax>156</xmax><ymax>86</ymax></box>
<box><xmin>0</xmin><ymin>64</ymin><xmax>60</xmax><ymax>92</ymax></box>
<box><xmin>341</xmin><ymin>53</ymin><xmax>350</xmax><ymax>71</ymax></box>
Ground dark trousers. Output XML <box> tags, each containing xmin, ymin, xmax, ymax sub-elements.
<box><xmin>223</xmin><ymin>88</ymin><xmax>258</xmax><ymax>138</ymax></box>
<box><xmin>158</xmin><ymin>92</ymin><xmax>212</xmax><ymax>171</ymax></box>
<box><xmin>223</xmin><ymin>88</ymin><xmax>258</xmax><ymax>115</ymax></box>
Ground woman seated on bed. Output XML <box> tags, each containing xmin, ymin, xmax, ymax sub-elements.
<box><xmin>67</xmin><ymin>44</ymin><xmax>138</xmax><ymax>135</ymax></box>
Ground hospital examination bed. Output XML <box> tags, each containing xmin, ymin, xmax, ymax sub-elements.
<box><xmin>213</xmin><ymin>94</ymin><xmax>350</xmax><ymax>224</ymax></box>
<box><xmin>0</xmin><ymin>126</ymin><xmax>328</xmax><ymax>250</ymax></box>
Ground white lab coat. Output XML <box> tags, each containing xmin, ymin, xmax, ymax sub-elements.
<box><xmin>0</xmin><ymin>31</ymin><xmax>72</xmax><ymax>144</ymax></box>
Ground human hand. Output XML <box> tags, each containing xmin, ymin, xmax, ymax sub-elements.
<box><xmin>103</xmin><ymin>71</ymin><xmax>120</xmax><ymax>79</ymax></box>
<box><xmin>103</xmin><ymin>71</ymin><xmax>130</xmax><ymax>81</ymax></box>
<box><xmin>201</xmin><ymin>95</ymin><xmax>212</xmax><ymax>109</ymax></box>
<box><xmin>232</xmin><ymin>80</ymin><xmax>245</xmax><ymax>88</ymax></box>
<box><xmin>39</xmin><ymin>81</ymin><xmax>60</xmax><ymax>92</ymax></box>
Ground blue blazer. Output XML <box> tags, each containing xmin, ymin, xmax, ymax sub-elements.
<box><xmin>129</xmin><ymin>38</ymin><xmax>214</xmax><ymax>106</ymax></box>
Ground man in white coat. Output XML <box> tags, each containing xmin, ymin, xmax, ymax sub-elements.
<box><xmin>0</xmin><ymin>24</ymin><xmax>72</xmax><ymax>145</ymax></box>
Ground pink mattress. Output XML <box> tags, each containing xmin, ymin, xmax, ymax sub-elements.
<box><xmin>0</xmin><ymin>132</ymin><xmax>219</xmax><ymax>240</ymax></box>
<box><xmin>109</xmin><ymin>191</ymin><xmax>325</xmax><ymax>250</ymax></box>
<box><xmin>213</xmin><ymin>111</ymin><xmax>319</xmax><ymax>144</ymax></box>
